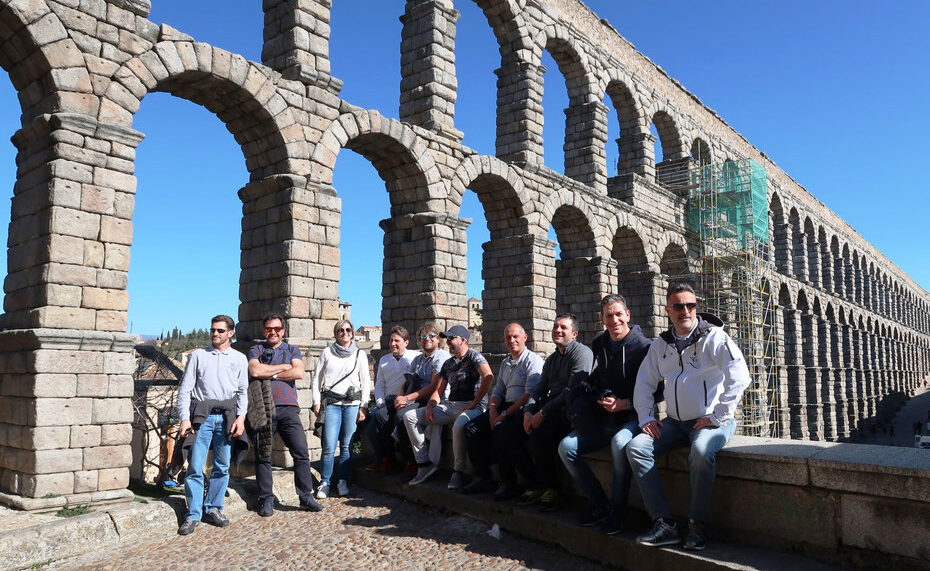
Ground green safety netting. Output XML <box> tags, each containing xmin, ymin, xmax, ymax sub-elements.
<box><xmin>686</xmin><ymin>159</ymin><xmax>769</xmax><ymax>247</ymax></box>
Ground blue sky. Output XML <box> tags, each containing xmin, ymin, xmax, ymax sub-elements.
<box><xmin>0</xmin><ymin>1</ymin><xmax>927</xmax><ymax>336</ymax></box>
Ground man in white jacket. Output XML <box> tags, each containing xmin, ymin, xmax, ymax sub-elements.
<box><xmin>627</xmin><ymin>283</ymin><xmax>750</xmax><ymax>551</ymax></box>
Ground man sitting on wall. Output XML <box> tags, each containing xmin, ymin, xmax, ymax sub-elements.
<box><xmin>627</xmin><ymin>283</ymin><xmax>750</xmax><ymax>550</ymax></box>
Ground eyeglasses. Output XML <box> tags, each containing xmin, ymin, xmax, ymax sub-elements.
<box><xmin>446</xmin><ymin>335</ymin><xmax>459</xmax><ymax>340</ymax></box>
<box><xmin>210</xmin><ymin>328</ymin><xmax>227</xmax><ymax>334</ymax></box>
<box><xmin>670</xmin><ymin>302</ymin><xmax>697</xmax><ymax>312</ymax></box>
<box><xmin>419</xmin><ymin>333</ymin><xmax>437</xmax><ymax>339</ymax></box>
<box><xmin>337</xmin><ymin>327</ymin><xmax>353</xmax><ymax>333</ymax></box>
<box><xmin>264</xmin><ymin>326</ymin><xmax>284</xmax><ymax>333</ymax></box>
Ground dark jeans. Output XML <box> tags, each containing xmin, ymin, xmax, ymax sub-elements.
<box><xmin>254</xmin><ymin>405</ymin><xmax>315</xmax><ymax>504</ymax></box>
<box><xmin>464</xmin><ymin>408</ymin><xmax>496</xmax><ymax>479</ymax></box>
<box><xmin>367</xmin><ymin>399</ymin><xmax>416</xmax><ymax>464</ymax></box>
<box><xmin>525</xmin><ymin>410</ymin><xmax>572</xmax><ymax>488</ymax></box>
<box><xmin>493</xmin><ymin>409</ymin><xmax>540</xmax><ymax>486</ymax></box>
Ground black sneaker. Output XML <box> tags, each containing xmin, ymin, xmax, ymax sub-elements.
<box><xmin>683</xmin><ymin>519</ymin><xmax>706</xmax><ymax>551</ymax></box>
<box><xmin>177</xmin><ymin>519</ymin><xmax>198</xmax><ymax>535</ymax></box>
<box><xmin>578</xmin><ymin>505</ymin><xmax>608</xmax><ymax>527</ymax></box>
<box><xmin>202</xmin><ymin>508</ymin><xmax>230</xmax><ymax>527</ymax></box>
<box><xmin>599</xmin><ymin>514</ymin><xmax>623</xmax><ymax>536</ymax></box>
<box><xmin>463</xmin><ymin>477</ymin><xmax>497</xmax><ymax>495</ymax></box>
<box><xmin>636</xmin><ymin>518</ymin><xmax>680</xmax><ymax>547</ymax></box>
<box><xmin>258</xmin><ymin>498</ymin><xmax>274</xmax><ymax>517</ymax></box>
<box><xmin>300</xmin><ymin>496</ymin><xmax>324</xmax><ymax>512</ymax></box>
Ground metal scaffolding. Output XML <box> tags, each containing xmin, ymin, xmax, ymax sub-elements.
<box><xmin>668</xmin><ymin>159</ymin><xmax>780</xmax><ymax>438</ymax></box>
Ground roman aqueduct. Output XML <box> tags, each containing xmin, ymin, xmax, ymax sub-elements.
<box><xmin>0</xmin><ymin>0</ymin><xmax>928</xmax><ymax>509</ymax></box>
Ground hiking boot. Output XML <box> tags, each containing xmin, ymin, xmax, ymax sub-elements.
<box><xmin>315</xmin><ymin>481</ymin><xmax>330</xmax><ymax>499</ymax></box>
<box><xmin>336</xmin><ymin>479</ymin><xmax>350</xmax><ymax>496</ymax></box>
<box><xmin>578</xmin><ymin>505</ymin><xmax>608</xmax><ymax>527</ymax></box>
<box><xmin>463</xmin><ymin>476</ymin><xmax>497</xmax><ymax>495</ymax></box>
<box><xmin>539</xmin><ymin>488</ymin><xmax>559</xmax><ymax>512</ymax></box>
<box><xmin>258</xmin><ymin>497</ymin><xmax>275</xmax><ymax>517</ymax></box>
<box><xmin>408</xmin><ymin>463</ymin><xmax>438</xmax><ymax>485</ymax></box>
<box><xmin>515</xmin><ymin>488</ymin><xmax>544</xmax><ymax>506</ymax></box>
<box><xmin>177</xmin><ymin>519</ymin><xmax>198</xmax><ymax>535</ymax></box>
<box><xmin>300</xmin><ymin>496</ymin><xmax>324</xmax><ymax>512</ymax></box>
<box><xmin>683</xmin><ymin>519</ymin><xmax>706</xmax><ymax>551</ymax></box>
<box><xmin>202</xmin><ymin>508</ymin><xmax>229</xmax><ymax>527</ymax></box>
<box><xmin>447</xmin><ymin>471</ymin><xmax>464</xmax><ymax>490</ymax></box>
<box><xmin>636</xmin><ymin>518</ymin><xmax>680</xmax><ymax>547</ymax></box>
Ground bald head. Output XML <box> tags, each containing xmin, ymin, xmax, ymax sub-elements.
<box><xmin>504</xmin><ymin>322</ymin><xmax>528</xmax><ymax>358</ymax></box>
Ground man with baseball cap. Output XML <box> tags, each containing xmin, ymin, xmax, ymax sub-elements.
<box><xmin>403</xmin><ymin>324</ymin><xmax>494</xmax><ymax>488</ymax></box>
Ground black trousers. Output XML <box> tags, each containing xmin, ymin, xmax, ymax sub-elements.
<box><xmin>367</xmin><ymin>399</ymin><xmax>416</xmax><ymax>463</ymax></box>
<box><xmin>254</xmin><ymin>405</ymin><xmax>315</xmax><ymax>503</ymax></box>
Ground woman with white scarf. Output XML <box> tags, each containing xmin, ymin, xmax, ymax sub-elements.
<box><xmin>312</xmin><ymin>319</ymin><xmax>370</xmax><ymax>498</ymax></box>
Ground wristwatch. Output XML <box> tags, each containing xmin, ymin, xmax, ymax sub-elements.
<box><xmin>271</xmin><ymin>373</ymin><xmax>279</xmax><ymax>380</ymax></box>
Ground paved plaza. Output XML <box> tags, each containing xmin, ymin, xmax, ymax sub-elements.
<box><xmin>51</xmin><ymin>487</ymin><xmax>606</xmax><ymax>571</ymax></box>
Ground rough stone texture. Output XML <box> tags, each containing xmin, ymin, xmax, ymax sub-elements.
<box><xmin>0</xmin><ymin>0</ymin><xmax>927</xmax><ymax>511</ymax></box>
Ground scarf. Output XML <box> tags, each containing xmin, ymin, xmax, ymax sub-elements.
<box><xmin>330</xmin><ymin>340</ymin><xmax>358</xmax><ymax>358</ymax></box>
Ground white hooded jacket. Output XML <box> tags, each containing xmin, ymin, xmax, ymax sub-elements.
<box><xmin>633</xmin><ymin>314</ymin><xmax>750</xmax><ymax>427</ymax></box>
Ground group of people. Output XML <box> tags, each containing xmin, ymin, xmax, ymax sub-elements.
<box><xmin>175</xmin><ymin>283</ymin><xmax>751</xmax><ymax>551</ymax></box>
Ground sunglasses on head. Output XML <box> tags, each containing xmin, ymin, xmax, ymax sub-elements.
<box><xmin>671</xmin><ymin>302</ymin><xmax>697</xmax><ymax>312</ymax></box>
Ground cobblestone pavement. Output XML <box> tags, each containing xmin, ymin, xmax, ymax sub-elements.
<box><xmin>52</xmin><ymin>487</ymin><xmax>607</xmax><ymax>571</ymax></box>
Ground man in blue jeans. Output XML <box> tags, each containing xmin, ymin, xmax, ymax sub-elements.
<box><xmin>176</xmin><ymin>315</ymin><xmax>248</xmax><ymax>535</ymax></box>
<box><xmin>558</xmin><ymin>294</ymin><xmax>650</xmax><ymax>533</ymax></box>
<box><xmin>627</xmin><ymin>283</ymin><xmax>750</xmax><ymax>550</ymax></box>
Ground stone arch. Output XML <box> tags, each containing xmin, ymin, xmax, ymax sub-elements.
<box><xmin>105</xmin><ymin>42</ymin><xmax>301</xmax><ymax>179</ymax></box>
<box><xmin>770</xmin><ymin>192</ymin><xmax>789</xmax><ymax>274</ymax></box>
<box><xmin>650</xmin><ymin>108</ymin><xmax>685</xmax><ymax>162</ymax></box>
<box><xmin>449</xmin><ymin>154</ymin><xmax>535</xmax><ymax>351</ymax></box>
<box><xmin>817</xmin><ymin>226</ymin><xmax>831</xmax><ymax>293</ymax></box>
<box><xmin>0</xmin><ymin>0</ymin><xmax>93</xmax><ymax>119</ymax></box>
<box><xmin>604</xmin><ymin>76</ymin><xmax>647</xmax><ymax>177</ymax></box>
<box><xmin>789</xmin><ymin>207</ymin><xmax>806</xmax><ymax>281</ymax></box>
<box><xmin>690</xmin><ymin>137</ymin><xmax>711</xmax><ymax>166</ymax></box>
<box><xmin>545</xmin><ymin>200</ymin><xmax>602</xmax><ymax>341</ymax></box>
<box><xmin>314</xmin><ymin>110</ymin><xmax>444</xmax><ymax>214</ymax></box>
<box><xmin>803</xmin><ymin>217</ymin><xmax>819</xmax><ymax>288</ymax></box>
<box><xmin>610</xmin><ymin>224</ymin><xmax>653</xmax><ymax>333</ymax></box>
<box><xmin>829</xmin><ymin>234</ymin><xmax>842</xmax><ymax>296</ymax></box>
<box><xmin>780</xmin><ymin>282</ymin><xmax>804</xmax><ymax>438</ymax></box>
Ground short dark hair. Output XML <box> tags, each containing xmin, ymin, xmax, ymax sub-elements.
<box><xmin>599</xmin><ymin>294</ymin><xmax>628</xmax><ymax>314</ymax></box>
<box><xmin>390</xmin><ymin>325</ymin><xmax>409</xmax><ymax>342</ymax></box>
<box><xmin>666</xmin><ymin>282</ymin><xmax>695</xmax><ymax>301</ymax></box>
<box><xmin>555</xmin><ymin>312</ymin><xmax>578</xmax><ymax>332</ymax></box>
<box><xmin>211</xmin><ymin>315</ymin><xmax>235</xmax><ymax>330</ymax></box>
<box><xmin>262</xmin><ymin>313</ymin><xmax>285</xmax><ymax>327</ymax></box>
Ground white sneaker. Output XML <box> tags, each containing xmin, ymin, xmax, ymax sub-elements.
<box><xmin>315</xmin><ymin>481</ymin><xmax>329</xmax><ymax>499</ymax></box>
<box><xmin>408</xmin><ymin>463</ymin><xmax>438</xmax><ymax>485</ymax></box>
<box><xmin>336</xmin><ymin>479</ymin><xmax>349</xmax><ymax>496</ymax></box>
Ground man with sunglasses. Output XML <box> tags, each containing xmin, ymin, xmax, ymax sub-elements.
<box><xmin>175</xmin><ymin>315</ymin><xmax>248</xmax><ymax>535</ymax></box>
<box><xmin>404</xmin><ymin>324</ymin><xmax>494</xmax><ymax>488</ymax></box>
<box><xmin>627</xmin><ymin>283</ymin><xmax>750</xmax><ymax>551</ymax></box>
<box><xmin>248</xmin><ymin>313</ymin><xmax>323</xmax><ymax>516</ymax></box>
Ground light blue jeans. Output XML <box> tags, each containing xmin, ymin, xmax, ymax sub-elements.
<box><xmin>626</xmin><ymin>417</ymin><xmax>736</xmax><ymax>522</ymax></box>
<box><xmin>184</xmin><ymin>413</ymin><xmax>231</xmax><ymax>521</ymax></box>
<box><xmin>320</xmin><ymin>403</ymin><xmax>360</xmax><ymax>484</ymax></box>
<box><xmin>558</xmin><ymin>418</ymin><xmax>639</xmax><ymax>512</ymax></box>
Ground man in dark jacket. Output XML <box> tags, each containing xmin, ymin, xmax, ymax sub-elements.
<box><xmin>558</xmin><ymin>294</ymin><xmax>650</xmax><ymax>533</ymax></box>
<box><xmin>511</xmin><ymin>313</ymin><xmax>593</xmax><ymax>511</ymax></box>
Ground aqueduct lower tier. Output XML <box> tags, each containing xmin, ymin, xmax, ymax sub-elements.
<box><xmin>0</xmin><ymin>0</ymin><xmax>927</xmax><ymax>507</ymax></box>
